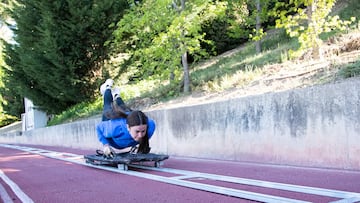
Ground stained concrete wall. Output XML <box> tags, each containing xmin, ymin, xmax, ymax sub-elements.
<box><xmin>1</xmin><ymin>78</ymin><xmax>359</xmax><ymax>170</ymax></box>
<box><xmin>149</xmin><ymin>78</ymin><xmax>360</xmax><ymax>170</ymax></box>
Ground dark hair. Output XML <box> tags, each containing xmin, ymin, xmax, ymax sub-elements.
<box><xmin>127</xmin><ymin>111</ymin><xmax>151</xmax><ymax>154</ymax></box>
<box><xmin>110</xmin><ymin>101</ymin><xmax>132</xmax><ymax>119</ymax></box>
<box><xmin>127</xmin><ymin>110</ymin><xmax>147</xmax><ymax>127</ymax></box>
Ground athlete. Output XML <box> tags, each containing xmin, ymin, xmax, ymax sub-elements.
<box><xmin>96</xmin><ymin>79</ymin><xmax>155</xmax><ymax>158</ymax></box>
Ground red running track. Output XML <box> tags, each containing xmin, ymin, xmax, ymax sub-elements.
<box><xmin>0</xmin><ymin>144</ymin><xmax>360</xmax><ymax>203</ymax></box>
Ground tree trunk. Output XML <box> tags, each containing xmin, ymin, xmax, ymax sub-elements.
<box><xmin>182</xmin><ymin>52</ymin><xmax>190</xmax><ymax>93</ymax></box>
<box><xmin>179</xmin><ymin>0</ymin><xmax>190</xmax><ymax>93</ymax></box>
<box><xmin>255</xmin><ymin>0</ymin><xmax>262</xmax><ymax>53</ymax></box>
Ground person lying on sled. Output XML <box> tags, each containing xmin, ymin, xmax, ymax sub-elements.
<box><xmin>96</xmin><ymin>79</ymin><xmax>156</xmax><ymax>158</ymax></box>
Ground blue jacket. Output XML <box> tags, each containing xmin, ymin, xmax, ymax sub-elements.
<box><xmin>96</xmin><ymin>117</ymin><xmax>156</xmax><ymax>149</ymax></box>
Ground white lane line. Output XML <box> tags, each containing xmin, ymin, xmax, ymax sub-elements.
<box><xmin>131</xmin><ymin>164</ymin><xmax>360</xmax><ymax>200</ymax></box>
<box><xmin>0</xmin><ymin>169</ymin><xmax>34</xmax><ymax>203</ymax></box>
<box><xmin>0</xmin><ymin>182</ymin><xmax>14</xmax><ymax>203</ymax></box>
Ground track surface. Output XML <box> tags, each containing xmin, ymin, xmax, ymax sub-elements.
<box><xmin>0</xmin><ymin>144</ymin><xmax>360</xmax><ymax>203</ymax></box>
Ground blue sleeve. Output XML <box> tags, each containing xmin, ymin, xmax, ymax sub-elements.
<box><xmin>96</xmin><ymin>119</ymin><xmax>127</xmax><ymax>146</ymax></box>
<box><xmin>96</xmin><ymin>122</ymin><xmax>109</xmax><ymax>145</ymax></box>
<box><xmin>147</xmin><ymin>118</ymin><xmax>156</xmax><ymax>139</ymax></box>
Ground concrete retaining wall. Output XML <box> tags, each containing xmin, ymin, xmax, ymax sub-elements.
<box><xmin>1</xmin><ymin>78</ymin><xmax>359</xmax><ymax>170</ymax></box>
<box><xmin>0</xmin><ymin>121</ymin><xmax>22</xmax><ymax>134</ymax></box>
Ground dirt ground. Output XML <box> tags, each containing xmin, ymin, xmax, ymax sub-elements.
<box><xmin>142</xmin><ymin>31</ymin><xmax>360</xmax><ymax>111</ymax></box>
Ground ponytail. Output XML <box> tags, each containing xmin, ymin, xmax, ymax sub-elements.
<box><xmin>112</xmin><ymin>102</ymin><xmax>131</xmax><ymax>118</ymax></box>
<box><xmin>138</xmin><ymin>135</ymin><xmax>150</xmax><ymax>154</ymax></box>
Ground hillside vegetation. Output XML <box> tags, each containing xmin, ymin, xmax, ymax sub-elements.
<box><xmin>1</xmin><ymin>0</ymin><xmax>360</xmax><ymax>125</ymax></box>
<box><xmin>48</xmin><ymin>27</ymin><xmax>360</xmax><ymax>126</ymax></box>
<box><xmin>145</xmin><ymin>30</ymin><xmax>360</xmax><ymax>111</ymax></box>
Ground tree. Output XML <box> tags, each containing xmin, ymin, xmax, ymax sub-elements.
<box><xmin>255</xmin><ymin>0</ymin><xmax>262</xmax><ymax>53</ymax></box>
<box><xmin>112</xmin><ymin>0</ymin><xmax>227</xmax><ymax>93</ymax></box>
<box><xmin>1</xmin><ymin>40</ymin><xmax>20</xmax><ymax>127</ymax></box>
<box><xmin>227</xmin><ymin>0</ymin><xmax>272</xmax><ymax>54</ymax></box>
<box><xmin>3</xmin><ymin>0</ymin><xmax>129</xmax><ymax>114</ymax></box>
<box><xmin>0</xmin><ymin>0</ymin><xmax>22</xmax><ymax>126</ymax></box>
<box><xmin>176</xmin><ymin>0</ymin><xmax>191</xmax><ymax>93</ymax></box>
<box><xmin>274</xmin><ymin>0</ymin><xmax>357</xmax><ymax>59</ymax></box>
<box><xmin>0</xmin><ymin>0</ymin><xmax>17</xmax><ymax>21</ymax></box>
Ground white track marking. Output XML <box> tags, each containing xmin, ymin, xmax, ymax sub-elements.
<box><xmin>329</xmin><ymin>197</ymin><xmax>360</xmax><ymax>203</ymax></box>
<box><xmin>0</xmin><ymin>182</ymin><xmax>14</xmax><ymax>203</ymax></box>
<box><xmin>131</xmin><ymin>164</ymin><xmax>360</xmax><ymax>201</ymax></box>
<box><xmin>0</xmin><ymin>169</ymin><xmax>34</xmax><ymax>203</ymax></box>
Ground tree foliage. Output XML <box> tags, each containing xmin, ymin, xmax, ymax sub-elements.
<box><xmin>111</xmin><ymin>0</ymin><xmax>231</xmax><ymax>93</ymax></box>
<box><xmin>1</xmin><ymin>0</ymin><xmax>356</xmax><ymax>123</ymax></box>
<box><xmin>0</xmin><ymin>0</ymin><xmax>17</xmax><ymax>20</ymax></box>
<box><xmin>2</xmin><ymin>0</ymin><xmax>128</xmax><ymax>114</ymax></box>
<box><xmin>1</xmin><ymin>40</ymin><xmax>19</xmax><ymax>127</ymax></box>
<box><xmin>273</xmin><ymin>0</ymin><xmax>357</xmax><ymax>58</ymax></box>
<box><xmin>201</xmin><ymin>0</ymin><xmax>248</xmax><ymax>56</ymax></box>
<box><xmin>0</xmin><ymin>0</ymin><xmax>22</xmax><ymax>126</ymax></box>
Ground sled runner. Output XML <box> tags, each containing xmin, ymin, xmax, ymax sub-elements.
<box><xmin>84</xmin><ymin>151</ymin><xmax>169</xmax><ymax>171</ymax></box>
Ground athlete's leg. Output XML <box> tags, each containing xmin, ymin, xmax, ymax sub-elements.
<box><xmin>100</xmin><ymin>79</ymin><xmax>114</xmax><ymax>121</ymax></box>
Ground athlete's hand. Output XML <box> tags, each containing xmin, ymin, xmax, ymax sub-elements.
<box><xmin>103</xmin><ymin>145</ymin><xmax>115</xmax><ymax>158</ymax></box>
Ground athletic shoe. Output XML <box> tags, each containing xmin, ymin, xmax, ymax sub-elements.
<box><xmin>112</xmin><ymin>86</ymin><xmax>121</xmax><ymax>99</ymax></box>
<box><xmin>100</xmin><ymin>79</ymin><xmax>114</xmax><ymax>95</ymax></box>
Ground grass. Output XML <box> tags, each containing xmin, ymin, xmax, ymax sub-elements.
<box><xmin>47</xmin><ymin>100</ymin><xmax>103</xmax><ymax>126</ymax></box>
<box><xmin>190</xmin><ymin>30</ymin><xmax>299</xmax><ymax>92</ymax></box>
<box><xmin>339</xmin><ymin>59</ymin><xmax>360</xmax><ymax>78</ymax></box>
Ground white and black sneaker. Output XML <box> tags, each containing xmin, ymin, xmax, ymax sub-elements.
<box><xmin>112</xmin><ymin>86</ymin><xmax>121</xmax><ymax>99</ymax></box>
<box><xmin>100</xmin><ymin>79</ymin><xmax>114</xmax><ymax>95</ymax></box>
